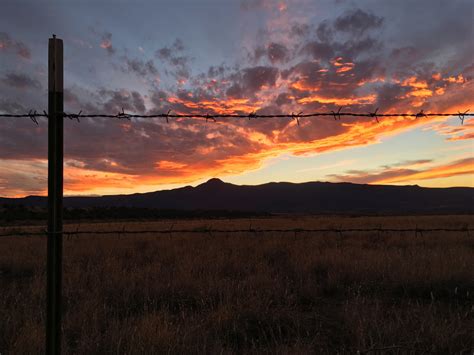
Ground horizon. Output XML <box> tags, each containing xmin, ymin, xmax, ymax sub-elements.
<box><xmin>1</xmin><ymin>0</ymin><xmax>473</xmax><ymax>197</ymax></box>
<box><xmin>3</xmin><ymin>177</ymin><xmax>473</xmax><ymax>199</ymax></box>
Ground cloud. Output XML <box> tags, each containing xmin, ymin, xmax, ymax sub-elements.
<box><xmin>100</xmin><ymin>32</ymin><xmax>115</xmax><ymax>55</ymax></box>
<box><xmin>290</xmin><ymin>23</ymin><xmax>310</xmax><ymax>38</ymax></box>
<box><xmin>1</xmin><ymin>73</ymin><xmax>41</xmax><ymax>90</ymax></box>
<box><xmin>123</xmin><ymin>57</ymin><xmax>158</xmax><ymax>78</ymax></box>
<box><xmin>328</xmin><ymin>158</ymin><xmax>474</xmax><ymax>185</ymax></box>
<box><xmin>0</xmin><ymin>159</ymin><xmax>47</xmax><ymax>197</ymax></box>
<box><xmin>380</xmin><ymin>159</ymin><xmax>432</xmax><ymax>169</ymax></box>
<box><xmin>242</xmin><ymin>66</ymin><xmax>279</xmax><ymax>92</ymax></box>
<box><xmin>334</xmin><ymin>9</ymin><xmax>383</xmax><ymax>36</ymax></box>
<box><xmin>429</xmin><ymin>119</ymin><xmax>474</xmax><ymax>142</ymax></box>
<box><xmin>0</xmin><ymin>3</ymin><xmax>472</xmax><ymax>196</ymax></box>
<box><xmin>275</xmin><ymin>92</ymin><xmax>293</xmax><ymax>106</ymax></box>
<box><xmin>97</xmin><ymin>89</ymin><xmax>147</xmax><ymax>114</ymax></box>
<box><xmin>226</xmin><ymin>66</ymin><xmax>279</xmax><ymax>98</ymax></box>
<box><xmin>155</xmin><ymin>38</ymin><xmax>191</xmax><ymax>82</ymax></box>
<box><xmin>268</xmin><ymin>42</ymin><xmax>289</xmax><ymax>63</ymax></box>
<box><xmin>0</xmin><ymin>98</ymin><xmax>26</xmax><ymax>114</ymax></box>
<box><xmin>0</xmin><ymin>32</ymin><xmax>31</xmax><ymax>59</ymax></box>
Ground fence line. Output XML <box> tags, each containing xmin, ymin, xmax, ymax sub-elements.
<box><xmin>4</xmin><ymin>35</ymin><xmax>471</xmax><ymax>355</ymax></box>
<box><xmin>0</xmin><ymin>108</ymin><xmax>471</xmax><ymax>125</ymax></box>
<box><xmin>1</xmin><ymin>227</ymin><xmax>472</xmax><ymax>238</ymax></box>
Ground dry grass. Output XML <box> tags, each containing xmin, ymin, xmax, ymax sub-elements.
<box><xmin>1</xmin><ymin>215</ymin><xmax>473</xmax><ymax>354</ymax></box>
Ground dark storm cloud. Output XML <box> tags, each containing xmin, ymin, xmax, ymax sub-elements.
<box><xmin>267</xmin><ymin>42</ymin><xmax>289</xmax><ymax>64</ymax></box>
<box><xmin>1</xmin><ymin>73</ymin><xmax>41</xmax><ymax>90</ymax></box>
<box><xmin>250</xmin><ymin>43</ymin><xmax>289</xmax><ymax>65</ymax></box>
<box><xmin>0</xmin><ymin>98</ymin><xmax>26</xmax><ymax>114</ymax></box>
<box><xmin>155</xmin><ymin>39</ymin><xmax>186</xmax><ymax>63</ymax></box>
<box><xmin>98</xmin><ymin>89</ymin><xmax>146</xmax><ymax>114</ymax></box>
<box><xmin>0</xmin><ymin>32</ymin><xmax>31</xmax><ymax>59</ymax></box>
<box><xmin>290</xmin><ymin>23</ymin><xmax>310</xmax><ymax>38</ymax></box>
<box><xmin>334</xmin><ymin>9</ymin><xmax>383</xmax><ymax>36</ymax></box>
<box><xmin>343</xmin><ymin>36</ymin><xmax>380</xmax><ymax>57</ymax></box>
<box><xmin>93</xmin><ymin>89</ymin><xmax>146</xmax><ymax>113</ymax></box>
<box><xmin>375</xmin><ymin>83</ymin><xmax>410</xmax><ymax>111</ymax></box>
<box><xmin>300</xmin><ymin>41</ymin><xmax>334</xmax><ymax>61</ymax></box>
<box><xmin>123</xmin><ymin>57</ymin><xmax>158</xmax><ymax>78</ymax></box>
<box><xmin>155</xmin><ymin>38</ymin><xmax>191</xmax><ymax>81</ymax></box>
<box><xmin>207</xmin><ymin>64</ymin><xmax>227</xmax><ymax>78</ymax></box>
<box><xmin>225</xmin><ymin>66</ymin><xmax>279</xmax><ymax>98</ymax></box>
<box><xmin>298</xmin><ymin>9</ymin><xmax>383</xmax><ymax>62</ymax></box>
<box><xmin>316</xmin><ymin>21</ymin><xmax>333</xmax><ymax>43</ymax></box>
<box><xmin>242</xmin><ymin>66</ymin><xmax>279</xmax><ymax>93</ymax></box>
<box><xmin>275</xmin><ymin>92</ymin><xmax>293</xmax><ymax>106</ymax></box>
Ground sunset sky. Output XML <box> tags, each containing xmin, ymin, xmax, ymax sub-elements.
<box><xmin>0</xmin><ymin>0</ymin><xmax>473</xmax><ymax>197</ymax></box>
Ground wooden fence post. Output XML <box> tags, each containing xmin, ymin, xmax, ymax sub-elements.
<box><xmin>47</xmin><ymin>34</ymin><xmax>63</xmax><ymax>355</ymax></box>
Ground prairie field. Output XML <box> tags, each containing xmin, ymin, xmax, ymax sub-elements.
<box><xmin>1</xmin><ymin>215</ymin><xmax>473</xmax><ymax>354</ymax></box>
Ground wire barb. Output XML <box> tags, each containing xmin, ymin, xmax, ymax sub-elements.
<box><xmin>248</xmin><ymin>111</ymin><xmax>256</xmax><ymax>120</ymax></box>
<box><xmin>28</xmin><ymin>109</ymin><xmax>39</xmax><ymax>125</ymax></box>
<box><xmin>291</xmin><ymin>111</ymin><xmax>302</xmax><ymax>126</ymax></box>
<box><xmin>415</xmin><ymin>109</ymin><xmax>426</xmax><ymax>119</ymax></box>
<box><xmin>331</xmin><ymin>107</ymin><xmax>342</xmax><ymax>121</ymax></box>
<box><xmin>65</xmin><ymin>110</ymin><xmax>82</xmax><ymax>123</ymax></box>
<box><xmin>369</xmin><ymin>108</ymin><xmax>379</xmax><ymax>123</ymax></box>
<box><xmin>163</xmin><ymin>109</ymin><xmax>171</xmax><ymax>123</ymax></box>
<box><xmin>117</xmin><ymin>107</ymin><xmax>130</xmax><ymax>121</ymax></box>
<box><xmin>205</xmin><ymin>113</ymin><xmax>216</xmax><ymax>123</ymax></box>
<box><xmin>458</xmin><ymin>109</ymin><xmax>469</xmax><ymax>125</ymax></box>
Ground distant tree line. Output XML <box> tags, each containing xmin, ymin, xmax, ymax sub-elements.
<box><xmin>0</xmin><ymin>204</ymin><xmax>270</xmax><ymax>223</ymax></box>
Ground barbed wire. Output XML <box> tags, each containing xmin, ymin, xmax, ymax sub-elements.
<box><xmin>0</xmin><ymin>227</ymin><xmax>471</xmax><ymax>238</ymax></box>
<box><xmin>0</xmin><ymin>108</ymin><xmax>472</xmax><ymax>125</ymax></box>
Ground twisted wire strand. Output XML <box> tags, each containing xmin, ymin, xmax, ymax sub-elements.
<box><xmin>0</xmin><ymin>227</ymin><xmax>471</xmax><ymax>238</ymax></box>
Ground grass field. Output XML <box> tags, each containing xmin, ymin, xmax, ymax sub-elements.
<box><xmin>1</xmin><ymin>215</ymin><xmax>473</xmax><ymax>354</ymax></box>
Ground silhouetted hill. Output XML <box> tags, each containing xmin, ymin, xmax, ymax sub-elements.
<box><xmin>1</xmin><ymin>179</ymin><xmax>473</xmax><ymax>214</ymax></box>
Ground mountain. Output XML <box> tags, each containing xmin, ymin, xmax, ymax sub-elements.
<box><xmin>1</xmin><ymin>179</ymin><xmax>473</xmax><ymax>214</ymax></box>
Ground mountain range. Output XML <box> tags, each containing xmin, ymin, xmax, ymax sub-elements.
<box><xmin>1</xmin><ymin>179</ymin><xmax>473</xmax><ymax>214</ymax></box>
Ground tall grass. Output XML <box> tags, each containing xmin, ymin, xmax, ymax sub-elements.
<box><xmin>1</xmin><ymin>215</ymin><xmax>473</xmax><ymax>354</ymax></box>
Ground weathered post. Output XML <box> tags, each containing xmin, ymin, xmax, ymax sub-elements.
<box><xmin>47</xmin><ymin>34</ymin><xmax>63</xmax><ymax>355</ymax></box>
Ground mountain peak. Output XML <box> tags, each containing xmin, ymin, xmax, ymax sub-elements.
<box><xmin>203</xmin><ymin>178</ymin><xmax>225</xmax><ymax>186</ymax></box>
<box><xmin>195</xmin><ymin>178</ymin><xmax>229</xmax><ymax>191</ymax></box>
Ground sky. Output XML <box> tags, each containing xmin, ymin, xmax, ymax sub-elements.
<box><xmin>0</xmin><ymin>0</ymin><xmax>473</xmax><ymax>197</ymax></box>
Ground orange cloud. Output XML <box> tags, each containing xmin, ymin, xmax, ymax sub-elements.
<box><xmin>168</xmin><ymin>96</ymin><xmax>262</xmax><ymax>114</ymax></box>
<box><xmin>401</xmin><ymin>76</ymin><xmax>433</xmax><ymax>99</ymax></box>
<box><xmin>328</xmin><ymin>158</ymin><xmax>473</xmax><ymax>186</ymax></box>
<box><xmin>23</xmin><ymin>95</ymin><xmax>471</xmax><ymax>197</ymax></box>
<box><xmin>445</xmin><ymin>75</ymin><xmax>465</xmax><ymax>84</ymax></box>
<box><xmin>297</xmin><ymin>94</ymin><xmax>376</xmax><ymax>106</ymax></box>
<box><xmin>331</xmin><ymin>57</ymin><xmax>355</xmax><ymax>74</ymax></box>
<box><xmin>156</xmin><ymin>160</ymin><xmax>187</xmax><ymax>170</ymax></box>
<box><xmin>100</xmin><ymin>40</ymin><xmax>112</xmax><ymax>50</ymax></box>
<box><xmin>376</xmin><ymin>158</ymin><xmax>474</xmax><ymax>184</ymax></box>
